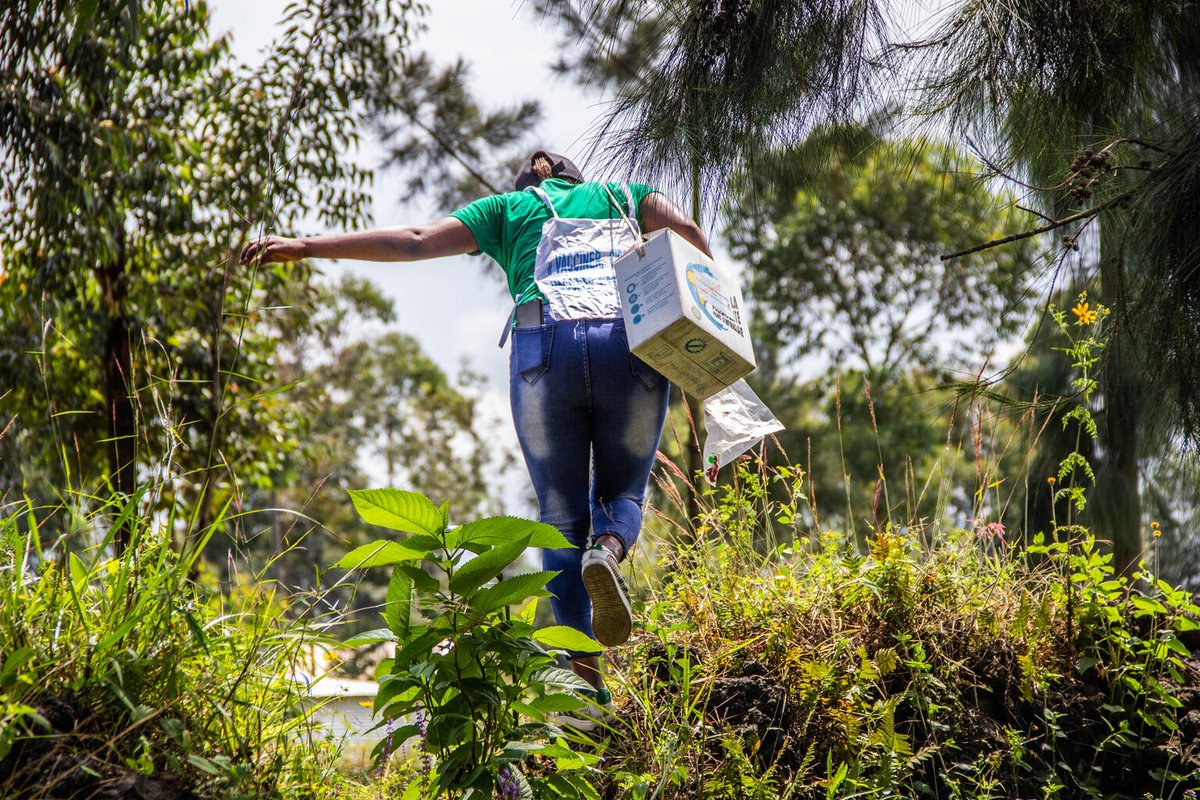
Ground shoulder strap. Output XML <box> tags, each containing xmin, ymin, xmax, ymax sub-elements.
<box><xmin>525</xmin><ymin>186</ymin><xmax>558</xmax><ymax>218</ymax></box>
<box><xmin>602</xmin><ymin>182</ymin><xmax>645</xmax><ymax>257</ymax></box>
<box><xmin>624</xmin><ymin>183</ymin><xmax>637</xmax><ymax>220</ymax></box>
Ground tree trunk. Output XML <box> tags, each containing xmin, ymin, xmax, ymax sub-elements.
<box><xmin>1096</xmin><ymin>221</ymin><xmax>1142</xmax><ymax>576</ymax></box>
<box><xmin>100</xmin><ymin>254</ymin><xmax>137</xmax><ymax>554</ymax></box>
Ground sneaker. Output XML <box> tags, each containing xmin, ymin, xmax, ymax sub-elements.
<box><xmin>581</xmin><ymin>545</ymin><xmax>632</xmax><ymax>647</ymax></box>
<box><xmin>551</xmin><ymin>687</ymin><xmax>615</xmax><ymax>734</ymax></box>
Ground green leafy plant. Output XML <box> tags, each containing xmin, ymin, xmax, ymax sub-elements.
<box><xmin>336</xmin><ymin>489</ymin><xmax>602</xmax><ymax>799</ymax></box>
<box><xmin>0</xmin><ymin>495</ymin><xmax>354</xmax><ymax>800</ymax></box>
<box><xmin>595</xmin><ymin>447</ymin><xmax>1200</xmax><ymax>800</ymax></box>
<box><xmin>1047</xmin><ymin>290</ymin><xmax>1111</xmax><ymax>522</ymax></box>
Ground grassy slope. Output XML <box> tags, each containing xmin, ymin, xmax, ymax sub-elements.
<box><xmin>4</xmin><ymin>471</ymin><xmax>1200</xmax><ymax>800</ymax></box>
<box><xmin>598</xmin><ymin>468</ymin><xmax>1200</xmax><ymax>799</ymax></box>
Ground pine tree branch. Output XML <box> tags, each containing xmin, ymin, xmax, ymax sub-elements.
<box><xmin>401</xmin><ymin>107</ymin><xmax>502</xmax><ymax>196</ymax></box>
<box><xmin>940</xmin><ymin>192</ymin><xmax>1132</xmax><ymax>261</ymax></box>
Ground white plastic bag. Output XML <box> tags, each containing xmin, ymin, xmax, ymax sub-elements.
<box><xmin>701</xmin><ymin>379</ymin><xmax>784</xmax><ymax>484</ymax></box>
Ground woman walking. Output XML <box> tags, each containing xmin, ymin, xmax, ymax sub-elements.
<box><xmin>242</xmin><ymin>150</ymin><xmax>712</xmax><ymax>726</ymax></box>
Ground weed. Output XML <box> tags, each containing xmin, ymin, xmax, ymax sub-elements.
<box><xmin>337</xmin><ymin>488</ymin><xmax>602</xmax><ymax>799</ymax></box>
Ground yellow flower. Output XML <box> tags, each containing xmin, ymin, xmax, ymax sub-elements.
<box><xmin>1047</xmin><ymin>476</ymin><xmax>1057</xmax><ymax>485</ymax></box>
<box><xmin>1151</xmin><ymin>520</ymin><xmax>1161</xmax><ymax>537</ymax></box>
<box><xmin>1072</xmin><ymin>301</ymin><xmax>1099</xmax><ymax>325</ymax></box>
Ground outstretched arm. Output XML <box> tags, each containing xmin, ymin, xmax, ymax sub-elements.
<box><xmin>640</xmin><ymin>193</ymin><xmax>714</xmax><ymax>258</ymax></box>
<box><xmin>239</xmin><ymin>217</ymin><xmax>478</xmax><ymax>264</ymax></box>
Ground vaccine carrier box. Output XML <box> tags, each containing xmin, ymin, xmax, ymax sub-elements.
<box><xmin>614</xmin><ymin>229</ymin><xmax>756</xmax><ymax>400</ymax></box>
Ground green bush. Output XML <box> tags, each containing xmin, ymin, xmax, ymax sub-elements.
<box><xmin>599</xmin><ymin>461</ymin><xmax>1200</xmax><ymax>799</ymax></box>
<box><xmin>337</xmin><ymin>488</ymin><xmax>603</xmax><ymax>799</ymax></box>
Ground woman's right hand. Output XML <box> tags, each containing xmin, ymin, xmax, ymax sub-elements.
<box><xmin>240</xmin><ymin>235</ymin><xmax>306</xmax><ymax>265</ymax></box>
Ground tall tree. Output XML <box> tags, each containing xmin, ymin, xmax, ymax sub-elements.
<box><xmin>0</xmin><ymin>0</ymin><xmax>536</xmax><ymax>554</ymax></box>
<box><xmin>725</xmin><ymin>130</ymin><xmax>1039</xmax><ymax>530</ymax></box>
<box><xmin>728</xmin><ymin>129</ymin><xmax>1036</xmax><ymax>383</ymax></box>
<box><xmin>912</xmin><ymin>0</ymin><xmax>1200</xmax><ymax>572</ymax></box>
<box><xmin>540</xmin><ymin>0</ymin><xmax>1200</xmax><ymax>574</ymax></box>
<box><xmin>535</xmin><ymin>0</ymin><xmax>887</xmax><ymax>206</ymax></box>
<box><xmin>218</xmin><ymin>275</ymin><xmax>512</xmax><ymax>604</ymax></box>
<box><xmin>0</xmin><ymin>0</ymin><xmax>418</xmax><ymax>549</ymax></box>
<box><xmin>373</xmin><ymin>52</ymin><xmax>542</xmax><ymax>208</ymax></box>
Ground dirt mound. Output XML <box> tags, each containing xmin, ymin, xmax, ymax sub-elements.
<box><xmin>1</xmin><ymin>691</ymin><xmax>196</xmax><ymax>800</ymax></box>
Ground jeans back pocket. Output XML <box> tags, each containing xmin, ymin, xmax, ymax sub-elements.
<box><xmin>512</xmin><ymin>324</ymin><xmax>554</xmax><ymax>385</ymax></box>
<box><xmin>615</xmin><ymin>326</ymin><xmax>664</xmax><ymax>391</ymax></box>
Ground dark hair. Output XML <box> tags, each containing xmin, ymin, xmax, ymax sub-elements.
<box><xmin>514</xmin><ymin>150</ymin><xmax>584</xmax><ymax>191</ymax></box>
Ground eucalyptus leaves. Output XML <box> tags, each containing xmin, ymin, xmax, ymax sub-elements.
<box><xmin>337</xmin><ymin>489</ymin><xmax>603</xmax><ymax>799</ymax></box>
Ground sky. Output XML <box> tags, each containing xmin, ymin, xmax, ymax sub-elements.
<box><xmin>208</xmin><ymin>0</ymin><xmax>615</xmax><ymax>514</ymax></box>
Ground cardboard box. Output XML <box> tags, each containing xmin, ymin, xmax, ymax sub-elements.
<box><xmin>614</xmin><ymin>229</ymin><xmax>756</xmax><ymax>399</ymax></box>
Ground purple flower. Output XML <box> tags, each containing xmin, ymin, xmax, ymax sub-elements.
<box><xmin>498</xmin><ymin>765</ymin><xmax>521</xmax><ymax>800</ymax></box>
<box><xmin>374</xmin><ymin>717</ymin><xmax>396</xmax><ymax>778</ymax></box>
<box><xmin>415</xmin><ymin>709</ymin><xmax>432</xmax><ymax>781</ymax></box>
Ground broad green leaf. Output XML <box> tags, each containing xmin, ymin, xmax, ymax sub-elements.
<box><xmin>349</xmin><ymin>489</ymin><xmax>445</xmax><ymax>535</ymax></box>
<box><xmin>1166</xmin><ymin>637</ymin><xmax>1192</xmax><ymax>658</ymax></box>
<box><xmin>403</xmin><ymin>534</ymin><xmax>448</xmax><ymax>553</ymax></box>
<box><xmin>400</xmin><ymin>563</ymin><xmax>441</xmax><ymax>593</ymax></box>
<box><xmin>458</xmin><ymin>677</ymin><xmax>503</xmax><ymax>707</ymax></box>
<box><xmin>426</xmin><ymin>713</ymin><xmax>472</xmax><ymax>750</ymax></box>
<box><xmin>449</xmin><ymin>517</ymin><xmax>571</xmax><ymax>551</ymax></box>
<box><xmin>470</xmin><ymin>572</ymin><xmax>555</xmax><ymax>617</ymax></box>
<box><xmin>385</xmin><ymin>568</ymin><xmax>413</xmax><ymax>639</ymax></box>
<box><xmin>533</xmin><ymin>626</ymin><xmax>603</xmax><ymax>654</ymax></box>
<box><xmin>531</xmin><ymin>666</ymin><xmax>594</xmax><ymax>692</ymax></box>
<box><xmin>370</xmin><ymin>723</ymin><xmax>420</xmax><ymax>761</ymax></box>
<box><xmin>448</xmin><ymin>536</ymin><xmax>530</xmax><ymax>596</ymax></box>
<box><xmin>401</xmin><ymin>779</ymin><xmax>425</xmax><ymax>800</ymax></box>
<box><xmin>518</xmin><ymin>597</ymin><xmax>540</xmax><ymax>625</ymax></box>
<box><xmin>0</xmin><ymin>647</ymin><xmax>34</xmax><ymax>688</ymax></box>
<box><xmin>529</xmin><ymin>694</ymin><xmax>585</xmax><ymax>713</ymax></box>
<box><xmin>545</xmin><ymin>774</ymin><xmax>590</xmax><ymax>798</ymax></box>
<box><xmin>510</xmin><ymin>701</ymin><xmax>543</xmax><ymax>720</ymax></box>
<box><xmin>1132</xmin><ymin>595</ymin><xmax>1168</xmax><ymax>616</ymax></box>
<box><xmin>68</xmin><ymin>552</ymin><xmax>89</xmax><ymax>590</ymax></box>
<box><xmin>392</xmin><ymin>628</ymin><xmax>444</xmax><ymax>670</ymax></box>
<box><xmin>343</xmin><ymin>633</ymin><xmax>398</xmax><ymax>652</ymax></box>
<box><xmin>540</xmin><ymin>742</ymin><xmax>601</xmax><ymax>767</ymax></box>
<box><xmin>334</xmin><ymin>540</ymin><xmax>428</xmax><ymax>570</ymax></box>
<box><xmin>374</xmin><ymin>677</ymin><xmax>421</xmax><ymax>716</ymax></box>
<box><xmin>187</xmin><ymin>755</ymin><xmax>223</xmax><ymax>776</ymax></box>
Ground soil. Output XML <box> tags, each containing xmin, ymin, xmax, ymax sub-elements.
<box><xmin>705</xmin><ymin>659</ymin><xmax>794</xmax><ymax>768</ymax></box>
<box><xmin>0</xmin><ymin>691</ymin><xmax>197</xmax><ymax>800</ymax></box>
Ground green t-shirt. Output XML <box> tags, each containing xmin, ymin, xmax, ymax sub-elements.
<box><xmin>449</xmin><ymin>178</ymin><xmax>659</xmax><ymax>303</ymax></box>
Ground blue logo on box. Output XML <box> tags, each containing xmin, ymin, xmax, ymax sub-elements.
<box><xmin>625</xmin><ymin>282</ymin><xmax>644</xmax><ymax>324</ymax></box>
<box><xmin>686</xmin><ymin>263</ymin><xmax>726</xmax><ymax>331</ymax></box>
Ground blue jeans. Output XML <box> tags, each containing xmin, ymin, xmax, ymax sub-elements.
<box><xmin>509</xmin><ymin>315</ymin><xmax>669</xmax><ymax>650</ymax></box>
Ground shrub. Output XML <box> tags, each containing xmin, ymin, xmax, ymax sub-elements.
<box><xmin>601</xmin><ymin>460</ymin><xmax>1200</xmax><ymax>800</ymax></box>
<box><xmin>337</xmin><ymin>488</ymin><xmax>603</xmax><ymax>799</ymax></box>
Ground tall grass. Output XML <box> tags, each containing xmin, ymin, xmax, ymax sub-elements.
<box><xmin>599</xmin><ymin>457</ymin><xmax>1200</xmax><ymax>799</ymax></box>
<box><xmin>0</xmin><ymin>493</ymin><xmax>367</xmax><ymax>799</ymax></box>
